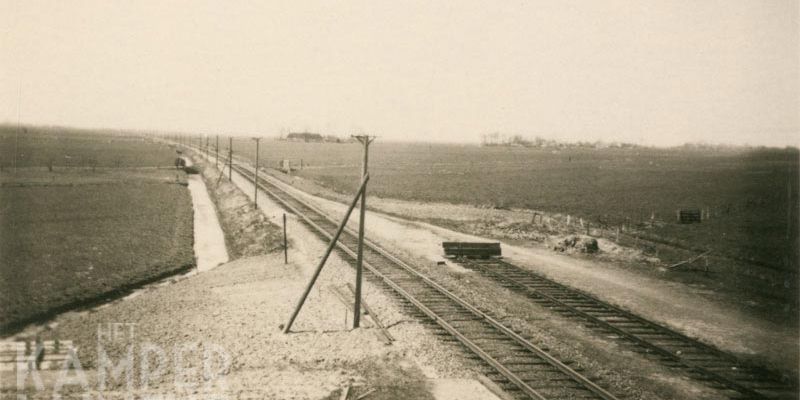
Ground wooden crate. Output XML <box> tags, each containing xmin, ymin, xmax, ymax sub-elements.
<box><xmin>442</xmin><ymin>242</ymin><xmax>502</xmax><ymax>259</ymax></box>
<box><xmin>678</xmin><ymin>209</ymin><xmax>702</xmax><ymax>224</ymax></box>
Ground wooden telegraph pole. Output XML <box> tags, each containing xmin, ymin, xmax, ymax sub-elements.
<box><xmin>228</xmin><ymin>137</ymin><xmax>233</xmax><ymax>181</ymax></box>
<box><xmin>352</xmin><ymin>135</ymin><xmax>375</xmax><ymax>328</ymax></box>
<box><xmin>252</xmin><ymin>137</ymin><xmax>261</xmax><ymax>208</ymax></box>
<box><xmin>14</xmin><ymin>88</ymin><xmax>20</xmax><ymax>174</ymax></box>
<box><xmin>787</xmin><ymin>181</ymin><xmax>793</xmax><ymax>240</ymax></box>
<box><xmin>215</xmin><ymin>135</ymin><xmax>219</xmax><ymax>167</ymax></box>
<box><xmin>13</xmin><ymin>124</ymin><xmax>19</xmax><ymax>174</ymax></box>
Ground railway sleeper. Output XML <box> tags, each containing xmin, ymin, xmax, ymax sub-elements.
<box><xmin>485</xmin><ymin>348</ymin><xmax>538</xmax><ymax>358</ymax></box>
<box><xmin>572</xmin><ymin>308</ymin><xmax>617</xmax><ymax>315</ymax></box>
<box><xmin>695</xmin><ymin>362</ymin><xmax>749</xmax><ymax>370</ymax></box>
<box><xmin>622</xmin><ymin>328</ymin><xmax>663</xmax><ymax>335</ymax></box>
<box><xmin>508</xmin><ymin>370</ymin><xmax>573</xmax><ymax>381</ymax></box>
<box><xmin>498</xmin><ymin>359</ymin><xmax>552</xmax><ymax>367</ymax></box>
<box><xmin>525</xmin><ymin>381</ymin><xmax>587</xmax><ymax>390</ymax></box>
<box><xmin>596</xmin><ymin>317</ymin><xmax>635</xmax><ymax>323</ymax></box>
<box><xmin>560</xmin><ymin>300</ymin><xmax>599</xmax><ymax>307</ymax></box>
<box><xmin>527</xmin><ymin>387</ymin><xmax>599</xmax><ymax>399</ymax></box>
<box><xmin>677</xmin><ymin>355</ymin><xmax>734</xmax><ymax>365</ymax></box>
<box><xmin>631</xmin><ymin>334</ymin><xmax>688</xmax><ymax>342</ymax></box>
<box><xmin>469</xmin><ymin>334</ymin><xmax>511</xmax><ymax>340</ymax></box>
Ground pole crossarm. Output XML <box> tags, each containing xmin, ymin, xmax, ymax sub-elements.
<box><xmin>351</xmin><ymin>135</ymin><xmax>376</xmax><ymax>146</ymax></box>
<box><xmin>283</xmin><ymin>173</ymin><xmax>371</xmax><ymax>334</ymax></box>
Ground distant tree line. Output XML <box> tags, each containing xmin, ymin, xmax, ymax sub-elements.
<box><xmin>480</xmin><ymin>132</ymin><xmax>640</xmax><ymax>149</ymax></box>
<box><xmin>278</xmin><ymin>131</ymin><xmax>353</xmax><ymax>143</ymax></box>
<box><xmin>480</xmin><ymin>132</ymin><xmax>799</xmax><ymax>151</ymax></box>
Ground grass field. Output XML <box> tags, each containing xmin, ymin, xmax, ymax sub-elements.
<box><xmin>0</xmin><ymin>125</ymin><xmax>179</xmax><ymax>169</ymax></box>
<box><xmin>0</xmin><ymin>129</ymin><xmax>193</xmax><ymax>333</ymax></box>
<box><xmin>223</xmin><ymin>139</ymin><xmax>799</xmax><ymax>273</ymax></box>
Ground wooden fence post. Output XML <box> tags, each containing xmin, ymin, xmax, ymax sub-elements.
<box><xmin>228</xmin><ymin>137</ymin><xmax>233</xmax><ymax>181</ymax></box>
<box><xmin>283</xmin><ymin>213</ymin><xmax>288</xmax><ymax>264</ymax></box>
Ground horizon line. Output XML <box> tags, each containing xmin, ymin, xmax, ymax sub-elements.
<box><xmin>1</xmin><ymin>121</ymin><xmax>797</xmax><ymax>150</ymax></box>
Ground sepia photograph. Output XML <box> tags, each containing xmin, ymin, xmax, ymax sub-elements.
<box><xmin>1</xmin><ymin>1</ymin><xmax>798</xmax><ymax>399</ymax></box>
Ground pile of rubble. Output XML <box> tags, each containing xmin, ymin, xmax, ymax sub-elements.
<box><xmin>553</xmin><ymin>235</ymin><xmax>599</xmax><ymax>254</ymax></box>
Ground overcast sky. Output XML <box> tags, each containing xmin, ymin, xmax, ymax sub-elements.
<box><xmin>1</xmin><ymin>1</ymin><xmax>798</xmax><ymax>146</ymax></box>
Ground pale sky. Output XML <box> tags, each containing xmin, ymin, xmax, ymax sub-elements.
<box><xmin>1</xmin><ymin>1</ymin><xmax>798</xmax><ymax>146</ymax></box>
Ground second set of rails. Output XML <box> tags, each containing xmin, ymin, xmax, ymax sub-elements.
<box><xmin>456</xmin><ymin>258</ymin><xmax>795</xmax><ymax>400</ymax></box>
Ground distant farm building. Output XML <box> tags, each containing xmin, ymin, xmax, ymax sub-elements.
<box><xmin>286</xmin><ymin>132</ymin><xmax>323</xmax><ymax>142</ymax></box>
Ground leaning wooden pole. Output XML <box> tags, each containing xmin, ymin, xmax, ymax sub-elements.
<box><xmin>283</xmin><ymin>174</ymin><xmax>370</xmax><ymax>334</ymax></box>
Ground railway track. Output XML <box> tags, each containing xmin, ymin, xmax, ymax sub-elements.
<box><xmin>207</xmin><ymin>152</ymin><xmax>620</xmax><ymax>400</ymax></box>
<box><xmin>456</xmin><ymin>258</ymin><xmax>796</xmax><ymax>400</ymax></box>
